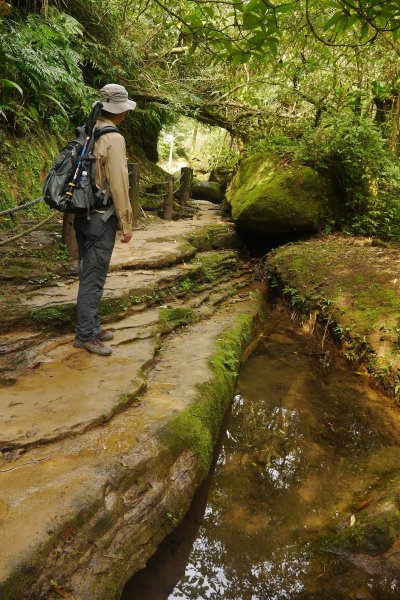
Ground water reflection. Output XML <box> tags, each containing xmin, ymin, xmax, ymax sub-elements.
<box><xmin>123</xmin><ymin>308</ymin><xmax>400</xmax><ymax>600</ymax></box>
<box><xmin>169</xmin><ymin>541</ymin><xmax>312</xmax><ymax>600</ymax></box>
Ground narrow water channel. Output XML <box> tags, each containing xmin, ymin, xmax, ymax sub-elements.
<box><xmin>122</xmin><ymin>305</ymin><xmax>400</xmax><ymax>600</ymax></box>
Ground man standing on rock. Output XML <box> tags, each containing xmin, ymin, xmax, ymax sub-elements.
<box><xmin>73</xmin><ymin>84</ymin><xmax>135</xmax><ymax>356</ymax></box>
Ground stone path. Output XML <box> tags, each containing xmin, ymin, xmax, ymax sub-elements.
<box><xmin>0</xmin><ymin>200</ymin><xmax>266</xmax><ymax>599</ymax></box>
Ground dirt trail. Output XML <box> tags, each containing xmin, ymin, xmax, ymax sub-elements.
<box><xmin>0</xmin><ymin>200</ymin><xmax>266</xmax><ymax>599</ymax></box>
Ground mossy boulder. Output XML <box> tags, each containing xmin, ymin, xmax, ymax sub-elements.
<box><xmin>226</xmin><ymin>152</ymin><xmax>330</xmax><ymax>234</ymax></box>
<box><xmin>209</xmin><ymin>167</ymin><xmax>232</xmax><ymax>193</ymax></box>
<box><xmin>192</xmin><ymin>181</ymin><xmax>222</xmax><ymax>204</ymax></box>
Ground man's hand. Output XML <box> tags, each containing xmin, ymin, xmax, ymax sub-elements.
<box><xmin>121</xmin><ymin>232</ymin><xmax>132</xmax><ymax>243</ymax></box>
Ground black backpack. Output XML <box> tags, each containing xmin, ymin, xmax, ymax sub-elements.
<box><xmin>43</xmin><ymin>103</ymin><xmax>121</xmax><ymax>216</ymax></box>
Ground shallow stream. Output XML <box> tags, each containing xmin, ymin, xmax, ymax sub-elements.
<box><xmin>122</xmin><ymin>305</ymin><xmax>400</xmax><ymax>600</ymax></box>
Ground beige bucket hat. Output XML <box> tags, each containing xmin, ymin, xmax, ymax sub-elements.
<box><xmin>94</xmin><ymin>83</ymin><xmax>136</xmax><ymax>114</ymax></box>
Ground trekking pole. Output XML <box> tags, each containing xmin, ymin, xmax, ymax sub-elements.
<box><xmin>65</xmin><ymin>135</ymin><xmax>90</xmax><ymax>198</ymax></box>
<box><xmin>65</xmin><ymin>102</ymin><xmax>103</xmax><ymax>199</ymax></box>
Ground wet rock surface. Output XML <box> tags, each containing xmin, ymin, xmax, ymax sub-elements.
<box><xmin>0</xmin><ymin>200</ymin><xmax>266</xmax><ymax>599</ymax></box>
<box><xmin>124</xmin><ymin>305</ymin><xmax>400</xmax><ymax>600</ymax></box>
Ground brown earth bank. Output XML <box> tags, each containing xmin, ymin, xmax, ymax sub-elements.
<box><xmin>265</xmin><ymin>234</ymin><xmax>400</xmax><ymax>399</ymax></box>
<box><xmin>0</xmin><ymin>200</ymin><xmax>268</xmax><ymax>599</ymax></box>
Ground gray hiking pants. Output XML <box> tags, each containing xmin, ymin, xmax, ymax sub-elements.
<box><xmin>74</xmin><ymin>212</ymin><xmax>117</xmax><ymax>342</ymax></box>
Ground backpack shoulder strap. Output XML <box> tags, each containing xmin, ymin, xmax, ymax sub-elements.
<box><xmin>93</xmin><ymin>126</ymin><xmax>122</xmax><ymax>140</ymax></box>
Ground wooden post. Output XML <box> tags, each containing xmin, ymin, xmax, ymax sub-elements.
<box><xmin>163</xmin><ymin>176</ymin><xmax>174</xmax><ymax>220</ymax></box>
<box><xmin>179</xmin><ymin>167</ymin><xmax>193</xmax><ymax>209</ymax></box>
<box><xmin>62</xmin><ymin>213</ymin><xmax>78</xmax><ymax>262</ymax></box>
<box><xmin>128</xmin><ymin>162</ymin><xmax>140</xmax><ymax>228</ymax></box>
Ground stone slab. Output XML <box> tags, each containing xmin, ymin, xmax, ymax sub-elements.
<box><xmin>0</xmin><ymin>310</ymin><xmax>160</xmax><ymax>449</ymax></box>
<box><xmin>22</xmin><ymin>266</ymin><xmax>194</xmax><ymax>310</ymax></box>
<box><xmin>0</xmin><ymin>292</ymin><xmax>265</xmax><ymax>599</ymax></box>
<box><xmin>109</xmin><ymin>200</ymin><xmax>227</xmax><ymax>271</ymax></box>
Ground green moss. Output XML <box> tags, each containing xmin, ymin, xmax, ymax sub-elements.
<box><xmin>104</xmin><ymin>581</ymin><xmax>119</xmax><ymax>597</ymax></box>
<box><xmin>98</xmin><ymin>296</ymin><xmax>131</xmax><ymax>319</ymax></box>
<box><xmin>5</xmin><ymin>295</ymin><xmax>131</xmax><ymax>332</ymax></box>
<box><xmin>0</xmin><ymin>129</ymin><xmax>63</xmax><ymax>220</ymax></box>
<box><xmin>161</xmin><ymin>306</ymin><xmax>193</xmax><ymax>322</ymax></box>
<box><xmin>159</xmin><ymin>314</ymin><xmax>254</xmax><ymax>474</ymax></box>
<box><xmin>178</xmin><ymin>277</ymin><xmax>196</xmax><ymax>293</ymax></box>
<box><xmin>325</xmin><ymin>512</ymin><xmax>400</xmax><ymax>556</ymax></box>
<box><xmin>164</xmin><ymin>510</ymin><xmax>179</xmax><ymax>526</ymax></box>
<box><xmin>186</xmin><ymin>224</ymin><xmax>232</xmax><ymax>252</ymax></box>
<box><xmin>2</xmin><ymin>250</ymin><xmax>239</xmax><ymax>333</ymax></box>
<box><xmin>29</xmin><ymin>303</ymin><xmax>75</xmax><ymax>325</ymax></box>
<box><xmin>371</xmin><ymin>238</ymin><xmax>390</xmax><ymax>248</ymax></box>
<box><xmin>159</xmin><ymin>306</ymin><xmax>194</xmax><ymax>333</ymax></box>
<box><xmin>98</xmin><ymin>291</ymin><xmax>160</xmax><ymax>321</ymax></box>
<box><xmin>26</xmin><ymin>286</ymin><xmax>134</xmax><ymax>328</ymax></box>
<box><xmin>266</xmin><ymin>237</ymin><xmax>400</xmax><ymax>396</ymax></box>
<box><xmin>193</xmin><ymin>250</ymin><xmax>237</xmax><ymax>283</ymax></box>
<box><xmin>226</xmin><ymin>152</ymin><xmax>330</xmax><ymax>234</ymax></box>
<box><xmin>192</xmin><ymin>180</ymin><xmax>222</xmax><ymax>203</ymax></box>
<box><xmin>1</xmin><ymin>239</ymin><xmax>71</xmax><ymax>284</ymax></box>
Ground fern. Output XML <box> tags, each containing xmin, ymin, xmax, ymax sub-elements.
<box><xmin>0</xmin><ymin>7</ymin><xmax>93</xmax><ymax>131</ymax></box>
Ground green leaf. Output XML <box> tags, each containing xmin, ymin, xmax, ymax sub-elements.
<box><xmin>264</xmin><ymin>37</ymin><xmax>278</xmax><ymax>56</ymax></box>
<box><xmin>248</xmin><ymin>31</ymin><xmax>266</xmax><ymax>45</ymax></box>
<box><xmin>0</xmin><ymin>79</ymin><xmax>23</xmax><ymax>95</ymax></box>
<box><xmin>275</xmin><ymin>3</ymin><xmax>296</xmax><ymax>15</ymax></box>
<box><xmin>359</xmin><ymin>20</ymin><xmax>369</xmax><ymax>40</ymax></box>
<box><xmin>335</xmin><ymin>14</ymin><xmax>356</xmax><ymax>35</ymax></box>
<box><xmin>323</xmin><ymin>12</ymin><xmax>344</xmax><ymax>30</ymax></box>
<box><xmin>41</xmin><ymin>93</ymin><xmax>69</xmax><ymax>117</ymax></box>
<box><xmin>26</xmin><ymin>104</ymin><xmax>40</xmax><ymax>121</ymax></box>
<box><xmin>243</xmin><ymin>11</ymin><xmax>262</xmax><ymax>30</ymax></box>
<box><xmin>201</xmin><ymin>5</ymin><xmax>214</xmax><ymax>19</ymax></box>
<box><xmin>231</xmin><ymin>53</ymin><xmax>244</xmax><ymax>67</ymax></box>
<box><xmin>244</xmin><ymin>0</ymin><xmax>263</xmax><ymax>13</ymax></box>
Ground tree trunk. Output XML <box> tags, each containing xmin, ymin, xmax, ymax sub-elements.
<box><xmin>374</xmin><ymin>97</ymin><xmax>393</xmax><ymax>127</ymax></box>
<box><xmin>191</xmin><ymin>122</ymin><xmax>198</xmax><ymax>152</ymax></box>
<box><xmin>389</xmin><ymin>95</ymin><xmax>400</xmax><ymax>154</ymax></box>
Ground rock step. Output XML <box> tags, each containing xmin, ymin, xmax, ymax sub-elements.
<box><xmin>0</xmin><ymin>251</ymin><xmax>247</xmax><ymax>384</ymax></box>
<box><xmin>0</xmin><ymin>201</ymin><xmax>240</xmax><ymax>334</ymax></box>
<box><xmin>0</xmin><ymin>271</ymin><xmax>253</xmax><ymax>451</ymax></box>
<box><xmin>0</xmin><ymin>285</ymin><xmax>267</xmax><ymax>599</ymax></box>
<box><xmin>0</xmin><ymin>309</ymin><xmax>159</xmax><ymax>450</ymax></box>
<box><xmin>23</xmin><ymin>249</ymin><xmax>240</xmax><ymax>313</ymax></box>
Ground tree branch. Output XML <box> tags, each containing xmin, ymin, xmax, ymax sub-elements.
<box><xmin>148</xmin><ymin>46</ymin><xmax>189</xmax><ymax>59</ymax></box>
<box><xmin>305</xmin><ymin>0</ymin><xmax>378</xmax><ymax>48</ymax></box>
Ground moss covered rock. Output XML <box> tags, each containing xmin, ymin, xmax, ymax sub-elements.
<box><xmin>192</xmin><ymin>180</ymin><xmax>222</xmax><ymax>204</ymax></box>
<box><xmin>0</xmin><ymin>129</ymin><xmax>62</xmax><ymax>217</ymax></box>
<box><xmin>226</xmin><ymin>152</ymin><xmax>330</xmax><ymax>234</ymax></box>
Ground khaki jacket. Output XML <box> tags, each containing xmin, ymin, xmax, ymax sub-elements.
<box><xmin>93</xmin><ymin>117</ymin><xmax>133</xmax><ymax>235</ymax></box>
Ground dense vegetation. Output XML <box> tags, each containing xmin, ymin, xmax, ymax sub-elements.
<box><xmin>1</xmin><ymin>1</ymin><xmax>400</xmax><ymax>237</ymax></box>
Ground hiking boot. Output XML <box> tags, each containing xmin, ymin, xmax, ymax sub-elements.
<box><xmin>98</xmin><ymin>329</ymin><xmax>114</xmax><ymax>341</ymax></box>
<box><xmin>73</xmin><ymin>337</ymin><xmax>112</xmax><ymax>356</ymax></box>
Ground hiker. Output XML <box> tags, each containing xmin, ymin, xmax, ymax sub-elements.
<box><xmin>73</xmin><ymin>84</ymin><xmax>135</xmax><ymax>356</ymax></box>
